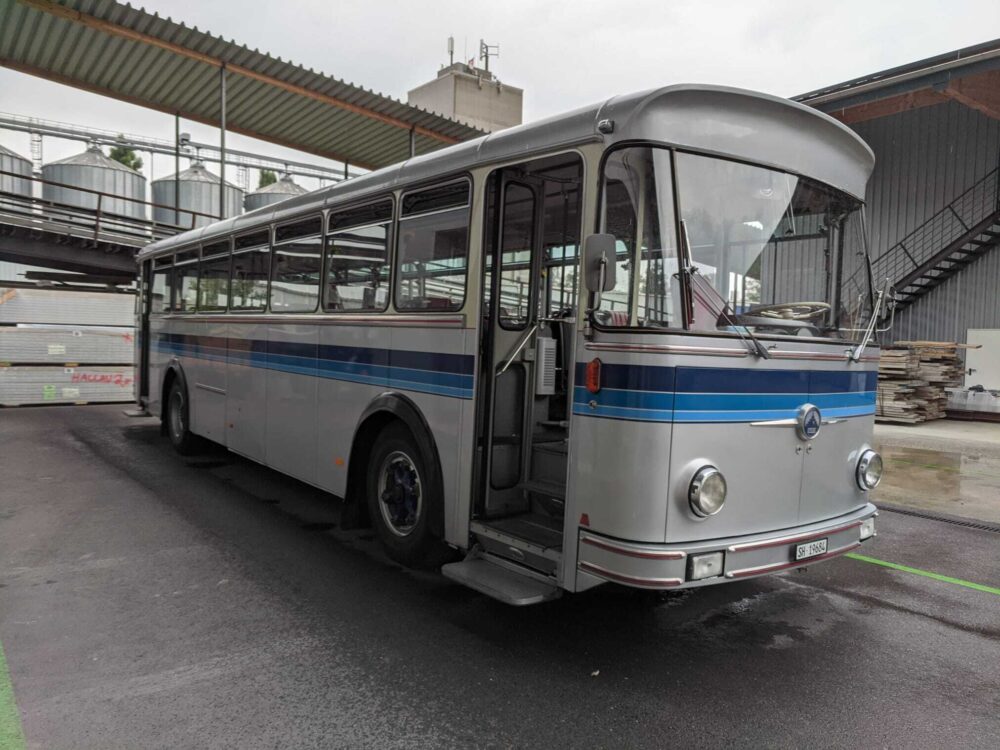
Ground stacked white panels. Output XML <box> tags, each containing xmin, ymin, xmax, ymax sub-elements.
<box><xmin>0</xmin><ymin>288</ymin><xmax>135</xmax><ymax>406</ymax></box>
<box><xmin>0</xmin><ymin>326</ymin><xmax>134</xmax><ymax>364</ymax></box>
<box><xmin>0</xmin><ymin>289</ymin><xmax>134</xmax><ymax>326</ymax></box>
<box><xmin>0</xmin><ymin>366</ymin><xmax>135</xmax><ymax>406</ymax></box>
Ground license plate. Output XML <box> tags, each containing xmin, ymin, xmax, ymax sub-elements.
<box><xmin>795</xmin><ymin>538</ymin><xmax>828</xmax><ymax>561</ymax></box>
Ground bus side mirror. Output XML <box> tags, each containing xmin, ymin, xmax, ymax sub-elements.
<box><xmin>583</xmin><ymin>234</ymin><xmax>617</xmax><ymax>293</ymax></box>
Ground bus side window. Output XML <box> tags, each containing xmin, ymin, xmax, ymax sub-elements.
<box><xmin>151</xmin><ymin>256</ymin><xmax>173</xmax><ymax>314</ymax></box>
<box><xmin>173</xmin><ymin>248</ymin><xmax>199</xmax><ymax>312</ymax></box>
<box><xmin>270</xmin><ymin>217</ymin><xmax>323</xmax><ymax>313</ymax></box>
<box><xmin>198</xmin><ymin>239</ymin><xmax>231</xmax><ymax>312</ymax></box>
<box><xmin>231</xmin><ymin>230</ymin><xmax>271</xmax><ymax>310</ymax></box>
<box><xmin>396</xmin><ymin>180</ymin><xmax>470</xmax><ymax>311</ymax></box>
<box><xmin>325</xmin><ymin>199</ymin><xmax>393</xmax><ymax>312</ymax></box>
<box><xmin>599</xmin><ymin>147</ymin><xmax>679</xmax><ymax>328</ymax></box>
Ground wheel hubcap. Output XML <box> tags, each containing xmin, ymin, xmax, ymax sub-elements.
<box><xmin>376</xmin><ymin>451</ymin><xmax>422</xmax><ymax>537</ymax></box>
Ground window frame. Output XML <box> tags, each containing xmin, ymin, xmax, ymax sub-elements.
<box><xmin>230</xmin><ymin>228</ymin><xmax>272</xmax><ymax>312</ymax></box>
<box><xmin>393</xmin><ymin>177</ymin><xmax>473</xmax><ymax>314</ymax></box>
<box><xmin>268</xmin><ymin>213</ymin><xmax>324</xmax><ymax>314</ymax></box>
<box><xmin>593</xmin><ymin>141</ymin><xmax>863</xmax><ymax>343</ymax></box>
<box><xmin>150</xmin><ymin>256</ymin><xmax>173</xmax><ymax>315</ymax></box>
<box><xmin>171</xmin><ymin>246</ymin><xmax>201</xmax><ymax>314</ymax></box>
<box><xmin>322</xmin><ymin>196</ymin><xmax>395</xmax><ymax>314</ymax></box>
<box><xmin>197</xmin><ymin>238</ymin><xmax>232</xmax><ymax>314</ymax></box>
<box><xmin>594</xmin><ymin>143</ymin><xmax>684</xmax><ymax>331</ymax></box>
<box><xmin>496</xmin><ymin>180</ymin><xmax>539</xmax><ymax>332</ymax></box>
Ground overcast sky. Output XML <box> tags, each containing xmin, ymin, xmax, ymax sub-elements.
<box><xmin>1</xmin><ymin>0</ymin><xmax>998</xmax><ymax>191</ymax></box>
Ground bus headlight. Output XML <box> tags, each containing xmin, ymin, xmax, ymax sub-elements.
<box><xmin>689</xmin><ymin>466</ymin><xmax>727</xmax><ymax>517</ymax></box>
<box><xmin>856</xmin><ymin>450</ymin><xmax>883</xmax><ymax>490</ymax></box>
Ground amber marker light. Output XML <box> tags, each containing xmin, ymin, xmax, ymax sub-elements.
<box><xmin>585</xmin><ymin>358</ymin><xmax>602</xmax><ymax>394</ymax></box>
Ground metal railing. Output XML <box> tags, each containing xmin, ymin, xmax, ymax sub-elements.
<box><xmin>0</xmin><ymin>169</ymin><xmax>217</xmax><ymax>247</ymax></box>
<box><xmin>851</xmin><ymin>167</ymin><xmax>1000</xmax><ymax>293</ymax></box>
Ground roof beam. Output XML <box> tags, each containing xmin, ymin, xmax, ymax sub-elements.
<box><xmin>18</xmin><ymin>0</ymin><xmax>461</xmax><ymax>146</ymax></box>
<box><xmin>828</xmin><ymin>88</ymin><xmax>948</xmax><ymax>125</ymax></box>
<box><xmin>942</xmin><ymin>70</ymin><xmax>1000</xmax><ymax>120</ymax></box>
<box><xmin>0</xmin><ymin>232</ymin><xmax>137</xmax><ymax>275</ymax></box>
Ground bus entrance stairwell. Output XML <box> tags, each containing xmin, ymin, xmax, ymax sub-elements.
<box><xmin>472</xmin><ymin>156</ymin><xmax>583</xmax><ymax>575</ymax></box>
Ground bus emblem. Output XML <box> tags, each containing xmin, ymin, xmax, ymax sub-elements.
<box><xmin>797</xmin><ymin>404</ymin><xmax>822</xmax><ymax>440</ymax></box>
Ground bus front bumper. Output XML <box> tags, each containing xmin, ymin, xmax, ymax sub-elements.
<box><xmin>576</xmin><ymin>503</ymin><xmax>877</xmax><ymax>590</ymax></box>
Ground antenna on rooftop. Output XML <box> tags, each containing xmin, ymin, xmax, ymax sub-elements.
<box><xmin>479</xmin><ymin>39</ymin><xmax>499</xmax><ymax>73</ymax></box>
<box><xmin>448</xmin><ymin>36</ymin><xmax>454</xmax><ymax>66</ymax></box>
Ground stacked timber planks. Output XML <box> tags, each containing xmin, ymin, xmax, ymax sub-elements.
<box><xmin>876</xmin><ymin>341</ymin><xmax>968</xmax><ymax>424</ymax></box>
<box><xmin>876</xmin><ymin>347</ymin><xmax>927</xmax><ymax>423</ymax></box>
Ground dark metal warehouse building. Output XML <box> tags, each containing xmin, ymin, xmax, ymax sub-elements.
<box><xmin>797</xmin><ymin>38</ymin><xmax>1000</xmax><ymax>346</ymax></box>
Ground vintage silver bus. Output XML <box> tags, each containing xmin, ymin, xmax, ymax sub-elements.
<box><xmin>135</xmin><ymin>85</ymin><xmax>884</xmax><ymax>605</ymax></box>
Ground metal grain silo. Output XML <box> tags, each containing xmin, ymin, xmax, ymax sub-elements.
<box><xmin>0</xmin><ymin>143</ymin><xmax>33</xmax><ymax>202</ymax></box>
<box><xmin>244</xmin><ymin>173</ymin><xmax>308</xmax><ymax>211</ymax></box>
<box><xmin>42</xmin><ymin>144</ymin><xmax>147</xmax><ymax>220</ymax></box>
<box><xmin>151</xmin><ymin>160</ymin><xmax>243</xmax><ymax>228</ymax></box>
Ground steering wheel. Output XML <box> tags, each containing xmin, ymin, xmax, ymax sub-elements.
<box><xmin>749</xmin><ymin>302</ymin><xmax>831</xmax><ymax>321</ymax></box>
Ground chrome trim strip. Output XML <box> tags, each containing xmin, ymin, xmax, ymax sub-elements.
<box><xmin>584</xmin><ymin>342</ymin><xmax>879</xmax><ymax>362</ymax></box>
<box><xmin>580</xmin><ymin>532</ymin><xmax>687</xmax><ymax>560</ymax></box>
<box><xmin>725</xmin><ymin>541</ymin><xmax>862</xmax><ymax>579</ymax></box>
<box><xmin>578</xmin><ymin>561</ymin><xmax>683</xmax><ymax>589</ymax></box>
<box><xmin>194</xmin><ymin>382</ymin><xmax>226</xmax><ymax>395</ymax></box>
<box><xmin>164</xmin><ymin>313</ymin><xmax>466</xmax><ymax>327</ymax></box>
<box><xmin>751</xmin><ymin>417</ymin><xmax>847</xmax><ymax>427</ymax></box>
<box><xmin>584</xmin><ymin>343</ymin><xmax>748</xmax><ymax>357</ymax></box>
<box><xmin>727</xmin><ymin>520</ymin><xmax>862</xmax><ymax>553</ymax></box>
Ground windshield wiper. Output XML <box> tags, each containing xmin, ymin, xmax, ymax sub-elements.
<box><xmin>679</xmin><ymin>220</ymin><xmax>770</xmax><ymax>359</ymax></box>
<box><xmin>850</xmin><ymin>278</ymin><xmax>890</xmax><ymax>362</ymax></box>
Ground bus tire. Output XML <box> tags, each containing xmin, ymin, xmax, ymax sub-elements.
<box><xmin>165</xmin><ymin>379</ymin><xmax>202</xmax><ymax>456</ymax></box>
<box><xmin>366</xmin><ymin>422</ymin><xmax>448</xmax><ymax>569</ymax></box>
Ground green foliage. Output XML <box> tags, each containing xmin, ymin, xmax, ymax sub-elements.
<box><xmin>108</xmin><ymin>141</ymin><xmax>143</xmax><ymax>173</ymax></box>
<box><xmin>258</xmin><ymin>169</ymin><xmax>277</xmax><ymax>189</ymax></box>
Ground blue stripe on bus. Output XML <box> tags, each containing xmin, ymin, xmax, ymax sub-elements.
<box><xmin>572</xmin><ymin>362</ymin><xmax>876</xmax><ymax>423</ymax></box>
<box><xmin>153</xmin><ymin>333</ymin><xmax>474</xmax><ymax>400</ymax></box>
<box><xmin>571</xmin><ymin>387</ymin><xmax>875</xmax><ymax>413</ymax></box>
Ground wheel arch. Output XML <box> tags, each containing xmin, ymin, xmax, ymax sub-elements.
<box><xmin>344</xmin><ymin>392</ymin><xmax>446</xmax><ymax>538</ymax></box>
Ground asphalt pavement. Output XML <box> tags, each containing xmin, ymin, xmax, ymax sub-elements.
<box><xmin>1</xmin><ymin>405</ymin><xmax>999</xmax><ymax>749</ymax></box>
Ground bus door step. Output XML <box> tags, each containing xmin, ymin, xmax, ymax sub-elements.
<box><xmin>441</xmin><ymin>553</ymin><xmax>561</xmax><ymax>606</ymax></box>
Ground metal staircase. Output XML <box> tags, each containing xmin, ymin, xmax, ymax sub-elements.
<box><xmin>860</xmin><ymin>167</ymin><xmax>1000</xmax><ymax>311</ymax></box>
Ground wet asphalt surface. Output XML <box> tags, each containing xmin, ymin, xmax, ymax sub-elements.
<box><xmin>1</xmin><ymin>405</ymin><xmax>999</xmax><ymax>749</ymax></box>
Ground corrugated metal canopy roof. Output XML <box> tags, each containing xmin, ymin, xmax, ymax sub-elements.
<box><xmin>0</xmin><ymin>0</ymin><xmax>486</xmax><ymax>170</ymax></box>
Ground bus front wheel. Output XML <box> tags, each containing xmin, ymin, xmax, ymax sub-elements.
<box><xmin>166</xmin><ymin>379</ymin><xmax>201</xmax><ymax>456</ymax></box>
<box><xmin>366</xmin><ymin>422</ymin><xmax>447</xmax><ymax>569</ymax></box>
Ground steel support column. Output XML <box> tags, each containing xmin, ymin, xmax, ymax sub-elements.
<box><xmin>174</xmin><ymin>113</ymin><xmax>180</xmax><ymax>224</ymax></box>
<box><xmin>219</xmin><ymin>63</ymin><xmax>227</xmax><ymax>220</ymax></box>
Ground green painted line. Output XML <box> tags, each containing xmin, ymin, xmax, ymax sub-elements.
<box><xmin>0</xmin><ymin>639</ymin><xmax>26</xmax><ymax>750</ymax></box>
<box><xmin>847</xmin><ymin>552</ymin><xmax>1000</xmax><ymax>597</ymax></box>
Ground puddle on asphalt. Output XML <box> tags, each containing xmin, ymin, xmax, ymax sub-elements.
<box><xmin>872</xmin><ymin>444</ymin><xmax>1000</xmax><ymax>524</ymax></box>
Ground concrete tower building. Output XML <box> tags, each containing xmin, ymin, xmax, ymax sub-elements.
<box><xmin>408</xmin><ymin>40</ymin><xmax>523</xmax><ymax>133</ymax></box>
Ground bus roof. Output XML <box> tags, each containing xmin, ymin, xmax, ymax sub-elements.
<box><xmin>138</xmin><ymin>84</ymin><xmax>874</xmax><ymax>260</ymax></box>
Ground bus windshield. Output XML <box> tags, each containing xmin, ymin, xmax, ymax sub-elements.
<box><xmin>599</xmin><ymin>146</ymin><xmax>873</xmax><ymax>341</ymax></box>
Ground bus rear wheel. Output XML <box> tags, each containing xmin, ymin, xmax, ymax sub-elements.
<box><xmin>366</xmin><ymin>422</ymin><xmax>447</xmax><ymax>569</ymax></box>
<box><xmin>166</xmin><ymin>379</ymin><xmax>201</xmax><ymax>456</ymax></box>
